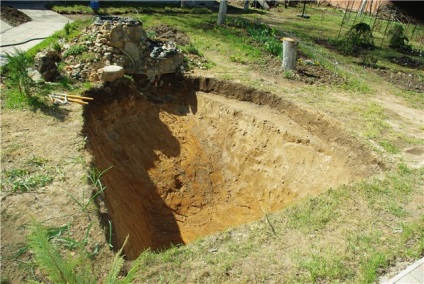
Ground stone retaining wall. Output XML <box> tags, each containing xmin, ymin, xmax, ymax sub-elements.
<box><xmin>62</xmin><ymin>16</ymin><xmax>184</xmax><ymax>82</ymax></box>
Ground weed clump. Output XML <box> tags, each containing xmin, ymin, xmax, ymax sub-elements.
<box><xmin>63</xmin><ymin>44</ymin><xmax>88</xmax><ymax>58</ymax></box>
<box><xmin>227</xmin><ymin>18</ymin><xmax>282</xmax><ymax>56</ymax></box>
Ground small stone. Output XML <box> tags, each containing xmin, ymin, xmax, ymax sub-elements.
<box><xmin>104</xmin><ymin>52</ymin><xmax>112</xmax><ymax>61</ymax></box>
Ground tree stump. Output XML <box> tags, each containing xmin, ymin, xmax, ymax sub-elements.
<box><xmin>281</xmin><ymin>37</ymin><xmax>297</xmax><ymax>71</ymax></box>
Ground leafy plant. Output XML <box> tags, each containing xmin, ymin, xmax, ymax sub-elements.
<box><xmin>227</xmin><ymin>18</ymin><xmax>282</xmax><ymax>56</ymax></box>
<box><xmin>63</xmin><ymin>45</ymin><xmax>88</xmax><ymax>59</ymax></box>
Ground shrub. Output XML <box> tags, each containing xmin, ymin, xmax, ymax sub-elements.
<box><xmin>335</xmin><ymin>22</ymin><xmax>374</xmax><ymax>56</ymax></box>
<box><xmin>2</xmin><ymin>49</ymin><xmax>34</xmax><ymax>97</ymax></box>
<box><xmin>389</xmin><ymin>24</ymin><xmax>409</xmax><ymax>49</ymax></box>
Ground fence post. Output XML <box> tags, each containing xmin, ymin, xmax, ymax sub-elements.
<box><xmin>281</xmin><ymin>37</ymin><xmax>297</xmax><ymax>71</ymax></box>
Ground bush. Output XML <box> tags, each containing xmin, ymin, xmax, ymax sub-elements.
<box><xmin>334</xmin><ymin>22</ymin><xmax>375</xmax><ymax>56</ymax></box>
<box><xmin>389</xmin><ymin>24</ymin><xmax>409</xmax><ymax>49</ymax></box>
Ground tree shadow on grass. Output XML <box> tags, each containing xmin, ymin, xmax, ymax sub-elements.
<box><xmin>26</xmin><ymin>96</ymin><xmax>71</xmax><ymax>122</ymax></box>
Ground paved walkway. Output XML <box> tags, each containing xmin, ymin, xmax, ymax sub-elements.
<box><xmin>0</xmin><ymin>1</ymin><xmax>72</xmax><ymax>64</ymax></box>
<box><xmin>381</xmin><ymin>257</ymin><xmax>424</xmax><ymax>284</ymax></box>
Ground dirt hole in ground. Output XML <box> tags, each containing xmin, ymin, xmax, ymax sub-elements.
<box><xmin>82</xmin><ymin>75</ymin><xmax>383</xmax><ymax>259</ymax></box>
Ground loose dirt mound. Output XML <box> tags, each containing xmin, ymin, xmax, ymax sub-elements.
<box><xmin>146</xmin><ymin>25</ymin><xmax>191</xmax><ymax>46</ymax></box>
<box><xmin>0</xmin><ymin>6</ymin><xmax>32</xmax><ymax>27</ymax></box>
<box><xmin>82</xmin><ymin>75</ymin><xmax>383</xmax><ymax>259</ymax></box>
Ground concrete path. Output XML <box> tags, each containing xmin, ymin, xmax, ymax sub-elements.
<box><xmin>0</xmin><ymin>1</ymin><xmax>72</xmax><ymax>64</ymax></box>
<box><xmin>381</xmin><ymin>257</ymin><xmax>424</xmax><ymax>284</ymax></box>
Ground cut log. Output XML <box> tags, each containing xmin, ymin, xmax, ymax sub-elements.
<box><xmin>100</xmin><ymin>65</ymin><xmax>125</xmax><ymax>82</ymax></box>
<box><xmin>281</xmin><ymin>37</ymin><xmax>297</xmax><ymax>71</ymax></box>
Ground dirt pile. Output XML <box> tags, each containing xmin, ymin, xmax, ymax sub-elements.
<box><xmin>0</xmin><ymin>6</ymin><xmax>32</xmax><ymax>27</ymax></box>
<box><xmin>82</xmin><ymin>75</ymin><xmax>383</xmax><ymax>259</ymax></box>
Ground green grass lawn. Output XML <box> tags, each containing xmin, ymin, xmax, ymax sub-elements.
<box><xmin>2</xmin><ymin>2</ymin><xmax>423</xmax><ymax>283</ymax></box>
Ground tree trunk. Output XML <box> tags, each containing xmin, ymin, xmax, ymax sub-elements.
<box><xmin>217</xmin><ymin>0</ymin><xmax>228</xmax><ymax>25</ymax></box>
<box><xmin>282</xmin><ymin>37</ymin><xmax>297</xmax><ymax>71</ymax></box>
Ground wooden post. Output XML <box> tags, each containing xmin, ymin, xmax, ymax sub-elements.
<box><xmin>282</xmin><ymin>37</ymin><xmax>297</xmax><ymax>71</ymax></box>
<box><xmin>243</xmin><ymin>0</ymin><xmax>249</xmax><ymax>11</ymax></box>
<box><xmin>217</xmin><ymin>0</ymin><xmax>228</xmax><ymax>25</ymax></box>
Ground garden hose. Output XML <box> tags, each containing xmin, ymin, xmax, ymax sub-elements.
<box><xmin>0</xmin><ymin>37</ymin><xmax>48</xmax><ymax>48</ymax></box>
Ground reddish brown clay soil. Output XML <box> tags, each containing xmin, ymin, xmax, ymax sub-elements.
<box><xmin>82</xmin><ymin>75</ymin><xmax>383</xmax><ymax>260</ymax></box>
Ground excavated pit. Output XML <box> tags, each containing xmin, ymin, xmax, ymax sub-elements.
<box><xmin>82</xmin><ymin>75</ymin><xmax>382</xmax><ymax>259</ymax></box>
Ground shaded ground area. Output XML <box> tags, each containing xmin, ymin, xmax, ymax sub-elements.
<box><xmin>0</xmin><ymin>6</ymin><xmax>32</xmax><ymax>26</ymax></box>
<box><xmin>388</xmin><ymin>55</ymin><xmax>423</xmax><ymax>69</ymax></box>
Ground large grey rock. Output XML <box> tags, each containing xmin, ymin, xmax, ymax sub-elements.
<box><xmin>100</xmin><ymin>65</ymin><xmax>125</xmax><ymax>82</ymax></box>
<box><xmin>124</xmin><ymin>41</ymin><xmax>141</xmax><ymax>61</ymax></box>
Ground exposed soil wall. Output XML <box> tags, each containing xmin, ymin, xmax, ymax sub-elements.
<box><xmin>82</xmin><ymin>75</ymin><xmax>382</xmax><ymax>259</ymax></box>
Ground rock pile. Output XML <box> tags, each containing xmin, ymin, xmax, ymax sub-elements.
<box><xmin>60</xmin><ymin>16</ymin><xmax>185</xmax><ymax>82</ymax></box>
